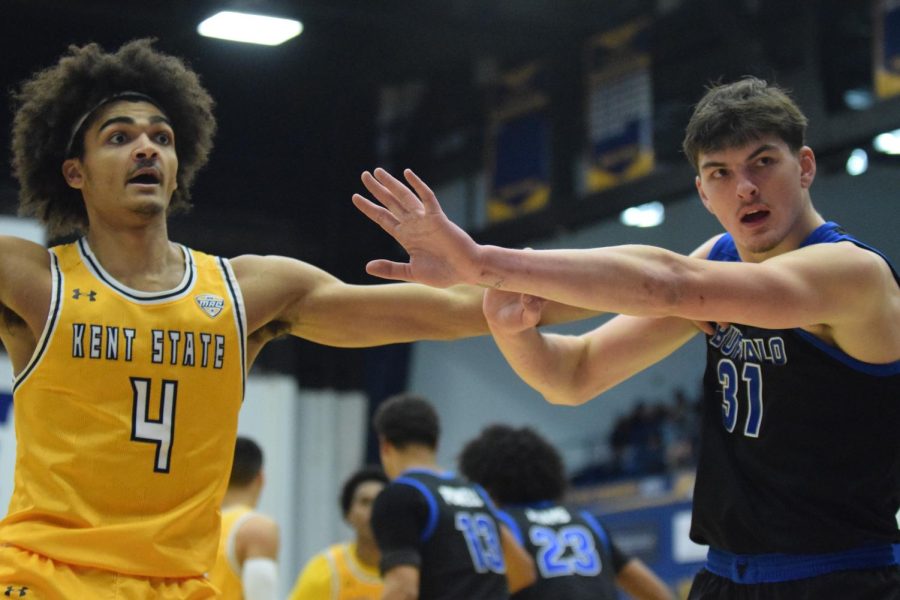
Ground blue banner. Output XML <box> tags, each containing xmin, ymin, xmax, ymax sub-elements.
<box><xmin>585</xmin><ymin>19</ymin><xmax>654</xmax><ymax>192</ymax></box>
<box><xmin>486</xmin><ymin>61</ymin><xmax>551</xmax><ymax>223</ymax></box>
<box><xmin>875</xmin><ymin>0</ymin><xmax>900</xmax><ymax>99</ymax></box>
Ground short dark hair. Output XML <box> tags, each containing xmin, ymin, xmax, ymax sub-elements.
<box><xmin>340</xmin><ymin>466</ymin><xmax>389</xmax><ymax>516</ymax></box>
<box><xmin>229</xmin><ymin>436</ymin><xmax>264</xmax><ymax>488</ymax></box>
<box><xmin>682</xmin><ymin>76</ymin><xmax>808</xmax><ymax>172</ymax></box>
<box><xmin>10</xmin><ymin>38</ymin><xmax>216</xmax><ymax>237</ymax></box>
<box><xmin>459</xmin><ymin>424</ymin><xmax>566</xmax><ymax>504</ymax></box>
<box><xmin>372</xmin><ymin>394</ymin><xmax>440</xmax><ymax>450</ymax></box>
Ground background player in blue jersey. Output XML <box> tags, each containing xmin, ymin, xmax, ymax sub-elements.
<box><xmin>459</xmin><ymin>424</ymin><xmax>675</xmax><ymax>600</ymax></box>
<box><xmin>370</xmin><ymin>394</ymin><xmax>536</xmax><ymax>600</ymax></box>
<box><xmin>354</xmin><ymin>77</ymin><xmax>900</xmax><ymax>598</ymax></box>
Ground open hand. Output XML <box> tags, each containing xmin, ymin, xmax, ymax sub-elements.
<box><xmin>352</xmin><ymin>168</ymin><xmax>481</xmax><ymax>288</ymax></box>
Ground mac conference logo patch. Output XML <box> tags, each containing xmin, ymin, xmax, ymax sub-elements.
<box><xmin>195</xmin><ymin>294</ymin><xmax>225</xmax><ymax>318</ymax></box>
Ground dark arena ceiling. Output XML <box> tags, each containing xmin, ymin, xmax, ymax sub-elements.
<box><xmin>1</xmin><ymin>0</ymin><xmax>894</xmax><ymax>385</ymax></box>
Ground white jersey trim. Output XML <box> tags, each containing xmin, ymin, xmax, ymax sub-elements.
<box><xmin>225</xmin><ymin>509</ymin><xmax>259</xmax><ymax>575</ymax></box>
<box><xmin>14</xmin><ymin>250</ymin><xmax>63</xmax><ymax>390</ymax></box>
<box><xmin>77</xmin><ymin>237</ymin><xmax>196</xmax><ymax>304</ymax></box>
<box><xmin>218</xmin><ymin>257</ymin><xmax>248</xmax><ymax>396</ymax></box>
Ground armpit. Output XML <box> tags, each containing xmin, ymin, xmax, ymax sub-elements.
<box><xmin>248</xmin><ymin>320</ymin><xmax>292</xmax><ymax>345</ymax></box>
<box><xmin>0</xmin><ymin>304</ymin><xmax>26</xmax><ymax>332</ymax></box>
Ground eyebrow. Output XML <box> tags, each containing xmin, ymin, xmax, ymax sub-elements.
<box><xmin>699</xmin><ymin>143</ymin><xmax>778</xmax><ymax>171</ymax></box>
<box><xmin>97</xmin><ymin>114</ymin><xmax>172</xmax><ymax>133</ymax></box>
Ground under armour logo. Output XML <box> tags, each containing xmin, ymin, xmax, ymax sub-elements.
<box><xmin>4</xmin><ymin>586</ymin><xmax>28</xmax><ymax>597</ymax></box>
<box><xmin>72</xmin><ymin>288</ymin><xmax>97</xmax><ymax>301</ymax></box>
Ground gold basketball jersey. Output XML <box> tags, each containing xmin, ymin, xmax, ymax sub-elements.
<box><xmin>327</xmin><ymin>543</ymin><xmax>383</xmax><ymax>600</ymax></box>
<box><xmin>0</xmin><ymin>238</ymin><xmax>247</xmax><ymax>577</ymax></box>
<box><xmin>289</xmin><ymin>542</ymin><xmax>382</xmax><ymax>600</ymax></box>
<box><xmin>208</xmin><ymin>504</ymin><xmax>254</xmax><ymax>599</ymax></box>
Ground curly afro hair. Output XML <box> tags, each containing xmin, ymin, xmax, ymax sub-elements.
<box><xmin>10</xmin><ymin>38</ymin><xmax>216</xmax><ymax>237</ymax></box>
<box><xmin>459</xmin><ymin>424</ymin><xmax>566</xmax><ymax>505</ymax></box>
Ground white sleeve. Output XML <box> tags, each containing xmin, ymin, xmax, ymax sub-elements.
<box><xmin>242</xmin><ymin>557</ymin><xmax>279</xmax><ymax>600</ymax></box>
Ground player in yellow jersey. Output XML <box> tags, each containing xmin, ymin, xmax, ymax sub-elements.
<box><xmin>289</xmin><ymin>466</ymin><xmax>388</xmax><ymax>600</ymax></box>
<box><xmin>0</xmin><ymin>39</ymin><xmax>589</xmax><ymax>598</ymax></box>
<box><xmin>210</xmin><ymin>437</ymin><xmax>280</xmax><ymax>600</ymax></box>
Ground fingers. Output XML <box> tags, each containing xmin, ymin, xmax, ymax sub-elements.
<box><xmin>361</xmin><ymin>171</ymin><xmax>408</xmax><ymax>216</ymax></box>
<box><xmin>365</xmin><ymin>259</ymin><xmax>415</xmax><ymax>283</ymax></box>
<box><xmin>352</xmin><ymin>193</ymin><xmax>400</xmax><ymax>232</ymax></box>
<box><xmin>372</xmin><ymin>168</ymin><xmax>423</xmax><ymax>213</ymax></box>
<box><xmin>519</xmin><ymin>294</ymin><xmax>544</xmax><ymax>328</ymax></box>
<box><xmin>521</xmin><ymin>294</ymin><xmax>546</xmax><ymax>312</ymax></box>
<box><xmin>403</xmin><ymin>169</ymin><xmax>442</xmax><ymax>214</ymax></box>
<box><xmin>360</xmin><ymin>168</ymin><xmax>442</xmax><ymax>217</ymax></box>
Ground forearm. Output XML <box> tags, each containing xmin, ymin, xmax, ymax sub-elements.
<box><xmin>380</xmin><ymin>566</ymin><xmax>419</xmax><ymax>600</ymax></box>
<box><xmin>489</xmin><ymin>326</ymin><xmax>596</xmax><ymax>406</ymax></box>
<box><xmin>490</xmin><ymin>313</ymin><xmax>699</xmax><ymax>406</ymax></box>
<box><xmin>381</xmin><ymin>586</ymin><xmax>418</xmax><ymax>600</ymax></box>
<box><xmin>290</xmin><ymin>283</ymin><xmax>489</xmax><ymax>347</ymax></box>
<box><xmin>472</xmin><ymin>245</ymin><xmax>692</xmax><ymax>317</ymax></box>
<box><xmin>616</xmin><ymin>559</ymin><xmax>676</xmax><ymax>600</ymax></box>
<box><xmin>499</xmin><ymin>525</ymin><xmax>537</xmax><ymax>593</ymax></box>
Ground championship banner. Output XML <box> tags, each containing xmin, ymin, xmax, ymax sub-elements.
<box><xmin>874</xmin><ymin>0</ymin><xmax>900</xmax><ymax>99</ymax></box>
<box><xmin>585</xmin><ymin>18</ymin><xmax>654</xmax><ymax>193</ymax></box>
<box><xmin>486</xmin><ymin>61</ymin><xmax>552</xmax><ymax>223</ymax></box>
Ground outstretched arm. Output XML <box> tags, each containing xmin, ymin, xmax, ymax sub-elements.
<box><xmin>232</xmin><ymin>253</ymin><xmax>597</xmax><ymax>366</ymax></box>
<box><xmin>486</xmin><ymin>295</ymin><xmax>700</xmax><ymax>406</ymax></box>
<box><xmin>478</xmin><ymin>242</ymin><xmax>715</xmax><ymax>406</ymax></box>
<box><xmin>354</xmin><ymin>169</ymin><xmax>899</xmax><ymax>363</ymax></box>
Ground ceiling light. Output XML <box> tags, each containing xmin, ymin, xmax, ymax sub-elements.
<box><xmin>873</xmin><ymin>129</ymin><xmax>900</xmax><ymax>155</ymax></box>
<box><xmin>197</xmin><ymin>11</ymin><xmax>302</xmax><ymax>46</ymax></box>
<box><xmin>842</xmin><ymin>88</ymin><xmax>874</xmax><ymax>111</ymax></box>
<box><xmin>619</xmin><ymin>201</ymin><xmax>665</xmax><ymax>228</ymax></box>
<box><xmin>845</xmin><ymin>148</ymin><xmax>868</xmax><ymax>176</ymax></box>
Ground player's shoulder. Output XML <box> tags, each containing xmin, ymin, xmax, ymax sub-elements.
<box><xmin>691</xmin><ymin>233</ymin><xmax>728</xmax><ymax>260</ymax></box>
<box><xmin>236</xmin><ymin>511</ymin><xmax>280</xmax><ymax>554</ymax></box>
<box><xmin>374</xmin><ymin>478</ymin><xmax>434</xmax><ymax>517</ymax></box>
<box><xmin>0</xmin><ymin>235</ymin><xmax>50</xmax><ymax>271</ymax></box>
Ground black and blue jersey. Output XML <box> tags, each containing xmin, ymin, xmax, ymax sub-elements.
<box><xmin>691</xmin><ymin>222</ymin><xmax>900</xmax><ymax>555</ymax></box>
<box><xmin>497</xmin><ymin>501</ymin><xmax>628</xmax><ymax>600</ymax></box>
<box><xmin>371</xmin><ymin>468</ymin><xmax>509</xmax><ymax>599</ymax></box>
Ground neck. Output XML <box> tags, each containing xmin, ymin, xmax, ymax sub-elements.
<box><xmin>83</xmin><ymin>221</ymin><xmax>185</xmax><ymax>291</ymax></box>
<box><xmin>222</xmin><ymin>487</ymin><xmax>258</xmax><ymax>510</ymax></box>
<box><xmin>392</xmin><ymin>446</ymin><xmax>440</xmax><ymax>478</ymax></box>
<box><xmin>354</xmin><ymin>536</ymin><xmax>381</xmax><ymax>568</ymax></box>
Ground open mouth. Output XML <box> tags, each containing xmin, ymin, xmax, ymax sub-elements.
<box><xmin>741</xmin><ymin>210</ymin><xmax>769</xmax><ymax>224</ymax></box>
<box><xmin>128</xmin><ymin>172</ymin><xmax>161</xmax><ymax>185</ymax></box>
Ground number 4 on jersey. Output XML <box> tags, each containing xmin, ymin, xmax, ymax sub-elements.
<box><xmin>130</xmin><ymin>377</ymin><xmax>177</xmax><ymax>473</ymax></box>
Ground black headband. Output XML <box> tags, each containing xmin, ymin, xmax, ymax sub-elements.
<box><xmin>64</xmin><ymin>91</ymin><xmax>165</xmax><ymax>157</ymax></box>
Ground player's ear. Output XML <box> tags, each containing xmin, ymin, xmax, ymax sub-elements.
<box><xmin>798</xmin><ymin>146</ymin><xmax>816</xmax><ymax>189</ymax></box>
<box><xmin>62</xmin><ymin>159</ymin><xmax>84</xmax><ymax>189</ymax></box>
